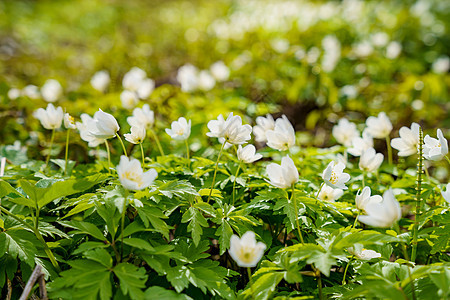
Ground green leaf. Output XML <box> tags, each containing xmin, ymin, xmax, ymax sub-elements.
<box><xmin>1</xmin><ymin>229</ymin><xmax>38</xmax><ymax>266</ymax></box>
<box><xmin>144</xmin><ymin>286</ymin><xmax>193</xmax><ymax>300</ymax></box>
<box><xmin>216</xmin><ymin>221</ymin><xmax>233</xmax><ymax>255</ymax></box>
<box><xmin>137</xmin><ymin>206</ymin><xmax>170</xmax><ymax>239</ymax></box>
<box><xmin>113</xmin><ymin>263</ymin><xmax>148</xmax><ymax>300</ymax></box>
<box><xmin>122</xmin><ymin>238</ymin><xmax>155</xmax><ymax>252</ymax></box>
<box><xmin>83</xmin><ymin>248</ymin><xmax>112</xmax><ymax>268</ymax></box>
<box><xmin>242</xmin><ymin>272</ymin><xmax>284</xmax><ymax>300</ymax></box>
<box><xmin>61</xmin><ymin>221</ymin><xmax>106</xmax><ymax>241</ymax></box>
<box><xmin>181</xmin><ymin>206</ymin><xmax>209</xmax><ymax>246</ymax></box>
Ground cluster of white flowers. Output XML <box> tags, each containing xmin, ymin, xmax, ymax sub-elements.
<box><xmin>121</xmin><ymin>67</ymin><xmax>155</xmax><ymax>109</ymax></box>
<box><xmin>8</xmin><ymin>80</ymin><xmax>63</xmax><ymax>102</ymax></box>
<box><xmin>176</xmin><ymin>61</ymin><xmax>230</xmax><ymax>93</ymax></box>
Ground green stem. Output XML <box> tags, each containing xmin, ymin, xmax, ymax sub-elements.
<box><xmin>45</xmin><ymin>129</ymin><xmax>56</xmax><ymax>166</ymax></box>
<box><xmin>247</xmin><ymin>267</ymin><xmax>256</xmax><ymax>300</ymax></box>
<box><xmin>291</xmin><ymin>184</ymin><xmax>304</xmax><ymax>244</ymax></box>
<box><xmin>120</xmin><ymin>190</ymin><xmax>129</xmax><ymax>260</ymax></box>
<box><xmin>317</xmin><ymin>270</ymin><xmax>324</xmax><ymax>300</ymax></box>
<box><xmin>150</xmin><ymin>128</ymin><xmax>165</xmax><ymax>156</ymax></box>
<box><xmin>362</xmin><ymin>171</ymin><xmax>365</xmax><ymax>188</ymax></box>
<box><xmin>185</xmin><ymin>139</ymin><xmax>190</xmax><ymax>161</ymax></box>
<box><xmin>445</xmin><ymin>155</ymin><xmax>450</xmax><ymax>166</ymax></box>
<box><xmin>342</xmin><ymin>257</ymin><xmax>354</xmax><ymax>285</ymax></box>
<box><xmin>411</xmin><ymin>128</ymin><xmax>423</xmax><ymax>263</ymax></box>
<box><xmin>139</xmin><ymin>142</ymin><xmax>145</xmax><ymax>169</ymax></box>
<box><xmin>232</xmin><ymin>162</ymin><xmax>242</xmax><ymax>206</ymax></box>
<box><xmin>64</xmin><ymin>129</ymin><xmax>70</xmax><ymax>176</ymax></box>
<box><xmin>116</xmin><ymin>133</ymin><xmax>128</xmax><ymax>157</ymax></box>
<box><xmin>207</xmin><ymin>141</ymin><xmax>226</xmax><ymax>203</ymax></box>
<box><xmin>315</xmin><ymin>182</ymin><xmax>325</xmax><ymax>199</ymax></box>
<box><xmin>105</xmin><ymin>140</ymin><xmax>111</xmax><ymax>174</ymax></box>
<box><xmin>352</xmin><ymin>213</ymin><xmax>359</xmax><ymax>229</ymax></box>
<box><xmin>385</xmin><ymin>136</ymin><xmax>393</xmax><ymax>165</ymax></box>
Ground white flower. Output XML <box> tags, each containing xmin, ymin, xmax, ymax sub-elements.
<box><xmin>266</xmin><ymin>155</ymin><xmax>299</xmax><ymax>189</ymax></box>
<box><xmin>136</xmin><ymin>78</ymin><xmax>155</xmax><ymax>99</ymax></box>
<box><xmin>359</xmin><ymin>148</ymin><xmax>384</xmax><ymax>172</ymax></box>
<box><xmin>371</xmin><ymin>32</ymin><xmax>389</xmax><ymax>47</ymax></box>
<box><xmin>207</xmin><ymin>113</ymin><xmax>252</xmax><ymax>145</ymax></box>
<box><xmin>120</xmin><ymin>90</ymin><xmax>139</xmax><ymax>110</ymax></box>
<box><xmin>90</xmin><ymin>70</ymin><xmax>110</xmax><ymax>93</ymax></box>
<box><xmin>423</xmin><ymin>129</ymin><xmax>448</xmax><ymax>161</ymax></box>
<box><xmin>122</xmin><ymin>67</ymin><xmax>147</xmax><ymax>92</ymax></box>
<box><xmin>127</xmin><ymin>104</ymin><xmax>154</xmax><ymax>129</ymax></box>
<box><xmin>348</xmin><ymin>247</ymin><xmax>381</xmax><ymax>260</ymax></box>
<box><xmin>322</xmin><ymin>161</ymin><xmax>350</xmax><ymax>190</ymax></box>
<box><xmin>89</xmin><ymin>109</ymin><xmax>120</xmax><ymax>139</ymax></box>
<box><xmin>391</xmin><ymin>123</ymin><xmax>420</xmax><ymax>157</ymax></box>
<box><xmin>64</xmin><ymin>113</ymin><xmax>76</xmax><ymax>129</ymax></box>
<box><xmin>353</xmin><ymin>41</ymin><xmax>373</xmax><ymax>57</ymax></box>
<box><xmin>332</xmin><ymin>118</ymin><xmax>359</xmax><ymax>147</ymax></box>
<box><xmin>365</xmin><ymin>112</ymin><xmax>392</xmax><ymax>139</ymax></box>
<box><xmin>348</xmin><ymin>130</ymin><xmax>373</xmax><ymax>157</ymax></box>
<box><xmin>355</xmin><ymin>187</ymin><xmax>382</xmax><ymax>211</ymax></box>
<box><xmin>197</xmin><ymin>71</ymin><xmax>216</xmax><ymax>91</ymax></box>
<box><xmin>124</xmin><ymin>126</ymin><xmax>146</xmax><ymax>144</ymax></box>
<box><xmin>432</xmin><ymin>56</ymin><xmax>450</xmax><ymax>74</ymax></box>
<box><xmin>207</xmin><ymin>113</ymin><xmax>232</xmax><ymax>139</ymax></box>
<box><xmin>266</xmin><ymin>115</ymin><xmax>296</xmax><ymax>151</ymax></box>
<box><xmin>210</xmin><ymin>61</ymin><xmax>230</xmax><ymax>82</ymax></box>
<box><xmin>33</xmin><ymin>103</ymin><xmax>64</xmax><ymax>130</ymax></box>
<box><xmin>358</xmin><ymin>189</ymin><xmax>401</xmax><ymax>228</ymax></box>
<box><xmin>386</xmin><ymin>41</ymin><xmax>402</xmax><ymax>59</ymax></box>
<box><xmin>76</xmin><ymin>114</ymin><xmax>105</xmax><ymax>147</ymax></box>
<box><xmin>229</xmin><ymin>231</ymin><xmax>266</xmax><ymax>268</ymax></box>
<box><xmin>442</xmin><ymin>183</ymin><xmax>450</xmax><ymax>204</ymax></box>
<box><xmin>321</xmin><ymin>35</ymin><xmax>341</xmax><ymax>73</ymax></box>
<box><xmin>177</xmin><ymin>64</ymin><xmax>199</xmax><ymax>92</ymax></box>
<box><xmin>165</xmin><ymin>117</ymin><xmax>191</xmax><ymax>140</ymax></box>
<box><xmin>318</xmin><ymin>185</ymin><xmax>344</xmax><ymax>202</ymax></box>
<box><xmin>237</xmin><ymin>145</ymin><xmax>262</xmax><ymax>163</ymax></box>
<box><xmin>253</xmin><ymin>114</ymin><xmax>275</xmax><ymax>143</ymax></box>
<box><xmin>7</xmin><ymin>88</ymin><xmax>21</xmax><ymax>100</ymax></box>
<box><xmin>116</xmin><ymin>156</ymin><xmax>157</xmax><ymax>190</ymax></box>
<box><xmin>22</xmin><ymin>85</ymin><xmax>40</xmax><ymax>99</ymax></box>
<box><xmin>41</xmin><ymin>79</ymin><xmax>63</xmax><ymax>103</ymax></box>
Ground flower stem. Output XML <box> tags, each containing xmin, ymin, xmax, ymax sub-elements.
<box><xmin>120</xmin><ymin>190</ymin><xmax>129</xmax><ymax>260</ymax></box>
<box><xmin>185</xmin><ymin>139</ymin><xmax>190</xmax><ymax>161</ymax></box>
<box><xmin>352</xmin><ymin>213</ymin><xmax>359</xmax><ymax>229</ymax></box>
<box><xmin>385</xmin><ymin>136</ymin><xmax>393</xmax><ymax>165</ymax></box>
<box><xmin>362</xmin><ymin>171</ymin><xmax>365</xmax><ymax>188</ymax></box>
<box><xmin>247</xmin><ymin>267</ymin><xmax>256</xmax><ymax>300</ymax></box>
<box><xmin>105</xmin><ymin>140</ymin><xmax>111</xmax><ymax>174</ymax></box>
<box><xmin>232</xmin><ymin>162</ymin><xmax>241</xmax><ymax>206</ymax></box>
<box><xmin>342</xmin><ymin>257</ymin><xmax>354</xmax><ymax>284</ymax></box>
<box><xmin>139</xmin><ymin>142</ymin><xmax>145</xmax><ymax>169</ymax></box>
<box><xmin>411</xmin><ymin>128</ymin><xmax>424</xmax><ymax>263</ymax></box>
<box><xmin>317</xmin><ymin>270</ymin><xmax>324</xmax><ymax>300</ymax></box>
<box><xmin>207</xmin><ymin>141</ymin><xmax>226</xmax><ymax>203</ymax></box>
<box><xmin>64</xmin><ymin>129</ymin><xmax>70</xmax><ymax>176</ymax></box>
<box><xmin>292</xmin><ymin>184</ymin><xmax>304</xmax><ymax>244</ymax></box>
<box><xmin>150</xmin><ymin>128</ymin><xmax>165</xmax><ymax>157</ymax></box>
<box><xmin>315</xmin><ymin>182</ymin><xmax>325</xmax><ymax>199</ymax></box>
<box><xmin>445</xmin><ymin>155</ymin><xmax>450</xmax><ymax>166</ymax></box>
<box><xmin>45</xmin><ymin>129</ymin><xmax>55</xmax><ymax>166</ymax></box>
<box><xmin>116</xmin><ymin>133</ymin><xmax>128</xmax><ymax>157</ymax></box>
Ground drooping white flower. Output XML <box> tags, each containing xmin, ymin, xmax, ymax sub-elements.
<box><xmin>332</xmin><ymin>118</ymin><xmax>359</xmax><ymax>147</ymax></box>
<box><xmin>348</xmin><ymin>130</ymin><xmax>373</xmax><ymax>157</ymax></box>
<box><xmin>391</xmin><ymin>123</ymin><xmax>421</xmax><ymax>157</ymax></box>
<box><xmin>124</xmin><ymin>126</ymin><xmax>146</xmax><ymax>144</ymax></box>
<box><xmin>120</xmin><ymin>90</ymin><xmax>139</xmax><ymax>110</ymax></box>
<box><xmin>318</xmin><ymin>185</ymin><xmax>344</xmax><ymax>202</ymax></box>
<box><xmin>76</xmin><ymin>114</ymin><xmax>105</xmax><ymax>147</ymax></box>
<box><xmin>64</xmin><ymin>113</ymin><xmax>76</xmax><ymax>129</ymax></box>
<box><xmin>423</xmin><ymin>129</ymin><xmax>448</xmax><ymax>161</ymax></box>
<box><xmin>127</xmin><ymin>104</ymin><xmax>154</xmax><ymax>129</ymax></box>
<box><xmin>229</xmin><ymin>231</ymin><xmax>266</xmax><ymax>268</ymax></box>
<box><xmin>7</xmin><ymin>88</ymin><xmax>21</xmax><ymax>100</ymax></box>
<box><xmin>442</xmin><ymin>183</ymin><xmax>450</xmax><ymax>204</ymax></box>
<box><xmin>177</xmin><ymin>64</ymin><xmax>199</xmax><ymax>92</ymax></box>
<box><xmin>41</xmin><ymin>79</ymin><xmax>63</xmax><ymax>103</ymax></box>
<box><xmin>359</xmin><ymin>148</ymin><xmax>384</xmax><ymax>173</ymax></box>
<box><xmin>116</xmin><ymin>156</ymin><xmax>157</xmax><ymax>190</ymax></box>
<box><xmin>22</xmin><ymin>85</ymin><xmax>40</xmax><ymax>99</ymax></box>
<box><xmin>197</xmin><ymin>71</ymin><xmax>216</xmax><ymax>91</ymax></box>
<box><xmin>355</xmin><ymin>187</ymin><xmax>382</xmax><ymax>211</ymax></box>
<box><xmin>365</xmin><ymin>112</ymin><xmax>392</xmax><ymax>139</ymax></box>
<box><xmin>165</xmin><ymin>117</ymin><xmax>191</xmax><ymax>140</ymax></box>
<box><xmin>358</xmin><ymin>189</ymin><xmax>401</xmax><ymax>228</ymax></box>
<box><xmin>266</xmin><ymin>155</ymin><xmax>299</xmax><ymax>189</ymax></box>
<box><xmin>33</xmin><ymin>103</ymin><xmax>64</xmax><ymax>130</ymax></box>
<box><xmin>122</xmin><ymin>67</ymin><xmax>147</xmax><ymax>92</ymax></box>
<box><xmin>253</xmin><ymin>114</ymin><xmax>275</xmax><ymax>143</ymax></box>
<box><xmin>89</xmin><ymin>109</ymin><xmax>120</xmax><ymax>139</ymax></box>
<box><xmin>348</xmin><ymin>247</ymin><xmax>381</xmax><ymax>260</ymax></box>
<box><xmin>322</xmin><ymin>161</ymin><xmax>350</xmax><ymax>190</ymax></box>
<box><xmin>210</xmin><ymin>61</ymin><xmax>230</xmax><ymax>82</ymax></box>
<box><xmin>266</xmin><ymin>115</ymin><xmax>296</xmax><ymax>151</ymax></box>
<box><xmin>237</xmin><ymin>145</ymin><xmax>262</xmax><ymax>164</ymax></box>
<box><xmin>90</xmin><ymin>70</ymin><xmax>110</xmax><ymax>93</ymax></box>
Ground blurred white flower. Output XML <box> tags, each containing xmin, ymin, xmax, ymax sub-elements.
<box><xmin>271</xmin><ymin>38</ymin><xmax>290</xmax><ymax>53</ymax></box>
<box><xmin>89</xmin><ymin>109</ymin><xmax>120</xmax><ymax>139</ymax></box>
<box><xmin>7</xmin><ymin>88</ymin><xmax>20</xmax><ymax>100</ymax></box>
<box><xmin>76</xmin><ymin>114</ymin><xmax>105</xmax><ymax>147</ymax></box>
<box><xmin>229</xmin><ymin>231</ymin><xmax>266</xmax><ymax>268</ymax></box>
<box><xmin>197</xmin><ymin>71</ymin><xmax>216</xmax><ymax>91</ymax></box>
<box><xmin>348</xmin><ymin>247</ymin><xmax>381</xmax><ymax>260</ymax></box>
<box><xmin>442</xmin><ymin>183</ymin><xmax>450</xmax><ymax>204</ymax></box>
<box><xmin>127</xmin><ymin>104</ymin><xmax>154</xmax><ymax>129</ymax></box>
<box><xmin>120</xmin><ymin>90</ymin><xmax>139</xmax><ymax>110</ymax></box>
<box><xmin>365</xmin><ymin>112</ymin><xmax>392</xmax><ymax>139</ymax></box>
<box><xmin>432</xmin><ymin>56</ymin><xmax>450</xmax><ymax>74</ymax></box>
<box><xmin>348</xmin><ymin>131</ymin><xmax>374</xmax><ymax>157</ymax></box>
<box><xmin>237</xmin><ymin>145</ymin><xmax>262</xmax><ymax>163</ymax></box>
<box><xmin>90</xmin><ymin>70</ymin><xmax>110</xmax><ymax>93</ymax></box>
<box><xmin>353</xmin><ymin>41</ymin><xmax>373</xmax><ymax>58</ymax></box>
<box><xmin>136</xmin><ymin>78</ymin><xmax>155</xmax><ymax>99</ymax></box>
<box><xmin>266</xmin><ymin>155</ymin><xmax>298</xmax><ymax>189</ymax></box>
<box><xmin>355</xmin><ymin>186</ymin><xmax>382</xmax><ymax>211</ymax></box>
<box><xmin>371</xmin><ymin>32</ymin><xmax>389</xmax><ymax>47</ymax></box>
<box><xmin>321</xmin><ymin>35</ymin><xmax>341</xmax><ymax>72</ymax></box>
<box><xmin>386</xmin><ymin>41</ymin><xmax>402</xmax><ymax>59</ymax></box>
<box><xmin>391</xmin><ymin>123</ymin><xmax>420</xmax><ymax>157</ymax></box>
<box><xmin>33</xmin><ymin>103</ymin><xmax>64</xmax><ymax>130</ymax></box>
<box><xmin>210</xmin><ymin>61</ymin><xmax>230</xmax><ymax>82</ymax></box>
<box><xmin>423</xmin><ymin>129</ymin><xmax>448</xmax><ymax>161</ymax></box>
<box><xmin>253</xmin><ymin>114</ymin><xmax>275</xmax><ymax>143</ymax></box>
<box><xmin>207</xmin><ymin>112</ymin><xmax>251</xmax><ymax>145</ymax></box>
<box><xmin>358</xmin><ymin>189</ymin><xmax>401</xmax><ymax>228</ymax></box>
<box><xmin>41</xmin><ymin>79</ymin><xmax>63</xmax><ymax>103</ymax></box>
<box><xmin>322</xmin><ymin>161</ymin><xmax>350</xmax><ymax>190</ymax></box>
<box><xmin>64</xmin><ymin>113</ymin><xmax>76</xmax><ymax>129</ymax></box>
<box><xmin>177</xmin><ymin>64</ymin><xmax>199</xmax><ymax>92</ymax></box>
<box><xmin>340</xmin><ymin>85</ymin><xmax>358</xmax><ymax>99</ymax></box>
<box><xmin>124</xmin><ymin>126</ymin><xmax>146</xmax><ymax>144</ymax></box>
<box><xmin>165</xmin><ymin>117</ymin><xmax>191</xmax><ymax>140</ymax></box>
<box><xmin>318</xmin><ymin>185</ymin><xmax>344</xmax><ymax>202</ymax></box>
<box><xmin>122</xmin><ymin>67</ymin><xmax>147</xmax><ymax>92</ymax></box>
<box><xmin>266</xmin><ymin>115</ymin><xmax>296</xmax><ymax>151</ymax></box>
<box><xmin>0</xmin><ymin>157</ymin><xmax>5</xmax><ymax>177</ymax></box>
<box><xmin>22</xmin><ymin>85</ymin><xmax>40</xmax><ymax>99</ymax></box>
<box><xmin>117</xmin><ymin>155</ymin><xmax>157</xmax><ymax>190</ymax></box>
<box><xmin>332</xmin><ymin>118</ymin><xmax>359</xmax><ymax>147</ymax></box>
<box><xmin>359</xmin><ymin>148</ymin><xmax>384</xmax><ymax>172</ymax></box>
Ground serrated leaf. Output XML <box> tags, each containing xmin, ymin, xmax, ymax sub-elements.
<box><xmin>1</xmin><ymin>229</ymin><xmax>38</xmax><ymax>266</ymax></box>
<box><xmin>114</xmin><ymin>263</ymin><xmax>148</xmax><ymax>300</ymax></box>
<box><xmin>181</xmin><ymin>206</ymin><xmax>209</xmax><ymax>246</ymax></box>
<box><xmin>242</xmin><ymin>272</ymin><xmax>284</xmax><ymax>300</ymax></box>
<box><xmin>123</xmin><ymin>238</ymin><xmax>155</xmax><ymax>252</ymax></box>
<box><xmin>60</xmin><ymin>221</ymin><xmax>106</xmax><ymax>241</ymax></box>
<box><xmin>216</xmin><ymin>221</ymin><xmax>233</xmax><ymax>255</ymax></box>
<box><xmin>144</xmin><ymin>286</ymin><xmax>193</xmax><ymax>300</ymax></box>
